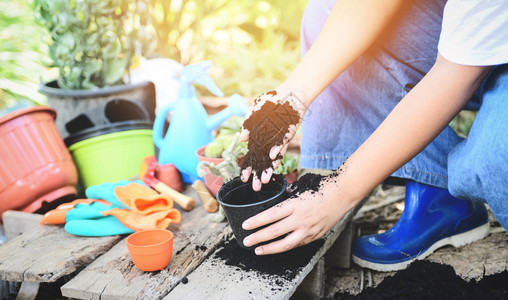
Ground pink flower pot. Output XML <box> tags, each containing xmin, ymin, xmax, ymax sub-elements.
<box><xmin>195</xmin><ymin>145</ymin><xmax>244</xmax><ymax>197</ymax></box>
<box><xmin>0</xmin><ymin>106</ymin><xmax>78</xmax><ymax>217</ymax></box>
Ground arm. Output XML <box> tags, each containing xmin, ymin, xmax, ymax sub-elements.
<box><xmin>283</xmin><ymin>0</ymin><xmax>406</xmax><ymax>105</ymax></box>
<box><xmin>241</xmin><ymin>0</ymin><xmax>406</xmax><ymax>189</ymax></box>
<box><xmin>242</xmin><ymin>55</ymin><xmax>492</xmax><ymax>255</ymax></box>
<box><xmin>337</xmin><ymin>54</ymin><xmax>491</xmax><ymax>202</ymax></box>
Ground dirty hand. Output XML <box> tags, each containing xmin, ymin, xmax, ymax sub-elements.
<box><xmin>241</xmin><ymin>185</ymin><xmax>353</xmax><ymax>255</ymax></box>
<box><xmin>240</xmin><ymin>88</ymin><xmax>307</xmax><ymax>191</ymax></box>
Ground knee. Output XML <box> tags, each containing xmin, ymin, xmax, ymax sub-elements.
<box><xmin>448</xmin><ymin>142</ymin><xmax>506</xmax><ymax>201</ymax></box>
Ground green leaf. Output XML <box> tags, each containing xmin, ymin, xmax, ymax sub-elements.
<box><xmin>102</xmin><ymin>57</ymin><xmax>127</xmax><ymax>85</ymax></box>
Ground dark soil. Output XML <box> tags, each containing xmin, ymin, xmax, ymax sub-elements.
<box><xmin>333</xmin><ymin>260</ymin><xmax>508</xmax><ymax>299</ymax></box>
<box><xmin>288</xmin><ymin>173</ymin><xmax>326</xmax><ymax>196</ymax></box>
<box><xmin>242</xmin><ymin>90</ymin><xmax>300</xmax><ymax>178</ymax></box>
<box><xmin>213</xmin><ymin>172</ymin><xmax>331</xmax><ymax>281</ymax></box>
<box><xmin>214</xmin><ymin>238</ymin><xmax>324</xmax><ymax>282</ymax></box>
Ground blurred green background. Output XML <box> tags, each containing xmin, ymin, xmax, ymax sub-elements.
<box><xmin>1</xmin><ymin>0</ymin><xmax>306</xmax><ymax>107</ymax></box>
<box><xmin>0</xmin><ymin>0</ymin><xmax>475</xmax><ymax>135</ymax></box>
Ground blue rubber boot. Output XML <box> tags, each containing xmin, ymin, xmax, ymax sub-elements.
<box><xmin>352</xmin><ymin>180</ymin><xmax>489</xmax><ymax>271</ymax></box>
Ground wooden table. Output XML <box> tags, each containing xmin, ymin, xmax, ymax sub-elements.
<box><xmin>0</xmin><ymin>185</ymin><xmax>364</xmax><ymax>300</ymax></box>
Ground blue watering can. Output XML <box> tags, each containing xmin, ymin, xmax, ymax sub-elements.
<box><xmin>153</xmin><ymin>61</ymin><xmax>248</xmax><ymax>184</ymax></box>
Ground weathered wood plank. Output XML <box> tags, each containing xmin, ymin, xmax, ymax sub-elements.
<box><xmin>0</xmin><ymin>225</ymin><xmax>122</xmax><ymax>282</ymax></box>
<box><xmin>167</xmin><ymin>199</ymin><xmax>366</xmax><ymax>300</ymax></box>
<box><xmin>2</xmin><ymin>211</ymin><xmax>43</xmax><ymax>241</ymax></box>
<box><xmin>61</xmin><ymin>186</ymin><xmax>230</xmax><ymax>300</ymax></box>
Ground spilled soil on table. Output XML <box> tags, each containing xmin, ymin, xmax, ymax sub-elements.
<box><xmin>333</xmin><ymin>259</ymin><xmax>508</xmax><ymax>299</ymax></box>
<box><xmin>214</xmin><ymin>238</ymin><xmax>324</xmax><ymax>283</ymax></box>
<box><xmin>213</xmin><ymin>172</ymin><xmax>334</xmax><ymax>284</ymax></box>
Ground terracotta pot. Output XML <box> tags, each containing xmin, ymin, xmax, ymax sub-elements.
<box><xmin>195</xmin><ymin>145</ymin><xmax>244</xmax><ymax>197</ymax></box>
<box><xmin>127</xmin><ymin>229</ymin><xmax>174</xmax><ymax>272</ymax></box>
<box><xmin>0</xmin><ymin>106</ymin><xmax>78</xmax><ymax>217</ymax></box>
<box><xmin>284</xmin><ymin>170</ymin><xmax>299</xmax><ymax>184</ymax></box>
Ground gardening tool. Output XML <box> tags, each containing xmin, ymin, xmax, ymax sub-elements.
<box><xmin>155</xmin><ymin>163</ymin><xmax>184</xmax><ymax>192</ymax></box>
<box><xmin>152</xmin><ymin>60</ymin><xmax>248</xmax><ymax>184</ymax></box>
<box><xmin>40</xmin><ymin>199</ymin><xmax>110</xmax><ymax>225</ymax></box>
<box><xmin>192</xmin><ymin>180</ymin><xmax>219</xmax><ymax>213</ymax></box>
<box><xmin>140</xmin><ymin>156</ymin><xmax>195</xmax><ymax>211</ymax></box>
<box><xmin>101</xmin><ymin>183</ymin><xmax>181</xmax><ymax>232</ymax></box>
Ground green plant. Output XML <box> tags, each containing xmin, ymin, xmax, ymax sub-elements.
<box><xmin>197</xmin><ymin>133</ymin><xmax>248</xmax><ymax>184</ymax></box>
<box><xmin>135</xmin><ymin>0</ymin><xmax>306</xmax><ymax>97</ymax></box>
<box><xmin>449</xmin><ymin>110</ymin><xmax>477</xmax><ymax>137</ymax></box>
<box><xmin>274</xmin><ymin>153</ymin><xmax>299</xmax><ymax>175</ymax></box>
<box><xmin>34</xmin><ymin>0</ymin><xmax>137</xmax><ymax>89</ymax></box>
<box><xmin>204</xmin><ymin>116</ymin><xmax>246</xmax><ymax>158</ymax></box>
<box><xmin>0</xmin><ymin>0</ymin><xmax>49</xmax><ymax>108</ymax></box>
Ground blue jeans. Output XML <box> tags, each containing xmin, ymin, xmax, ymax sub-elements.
<box><xmin>300</xmin><ymin>0</ymin><xmax>508</xmax><ymax>229</ymax></box>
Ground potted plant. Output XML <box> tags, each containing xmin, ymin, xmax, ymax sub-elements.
<box><xmin>196</xmin><ymin>116</ymin><xmax>299</xmax><ymax>194</ymax></box>
<box><xmin>34</xmin><ymin>0</ymin><xmax>156</xmax><ymax>137</ymax></box>
<box><xmin>198</xmin><ymin>134</ymin><xmax>289</xmax><ymax>250</ymax></box>
<box><xmin>196</xmin><ymin>131</ymin><xmax>248</xmax><ymax>197</ymax></box>
<box><xmin>274</xmin><ymin>152</ymin><xmax>299</xmax><ymax>183</ymax></box>
<box><xmin>217</xmin><ymin>174</ymin><xmax>288</xmax><ymax>250</ymax></box>
<box><xmin>196</xmin><ymin>117</ymin><xmax>247</xmax><ymax>196</ymax></box>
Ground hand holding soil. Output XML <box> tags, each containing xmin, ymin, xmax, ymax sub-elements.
<box><xmin>240</xmin><ymin>89</ymin><xmax>306</xmax><ymax>191</ymax></box>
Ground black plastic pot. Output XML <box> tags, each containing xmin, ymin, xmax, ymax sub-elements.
<box><xmin>64</xmin><ymin>99</ymin><xmax>151</xmax><ymax>136</ymax></box>
<box><xmin>217</xmin><ymin>174</ymin><xmax>289</xmax><ymax>250</ymax></box>
<box><xmin>39</xmin><ymin>80</ymin><xmax>156</xmax><ymax>139</ymax></box>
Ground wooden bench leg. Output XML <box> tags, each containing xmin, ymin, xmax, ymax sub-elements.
<box><xmin>292</xmin><ymin>257</ymin><xmax>325</xmax><ymax>299</ymax></box>
<box><xmin>325</xmin><ymin>222</ymin><xmax>355</xmax><ymax>269</ymax></box>
<box><xmin>15</xmin><ymin>282</ymin><xmax>39</xmax><ymax>300</ymax></box>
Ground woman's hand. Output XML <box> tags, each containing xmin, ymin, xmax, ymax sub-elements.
<box><xmin>241</xmin><ymin>176</ymin><xmax>357</xmax><ymax>255</ymax></box>
<box><xmin>240</xmin><ymin>88</ymin><xmax>307</xmax><ymax>191</ymax></box>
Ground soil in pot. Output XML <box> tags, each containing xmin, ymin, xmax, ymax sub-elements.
<box><xmin>217</xmin><ymin>174</ymin><xmax>288</xmax><ymax>250</ymax></box>
<box><xmin>219</xmin><ymin>171</ymin><xmax>335</xmax><ymax>250</ymax></box>
<box><xmin>214</xmin><ymin>172</ymin><xmax>333</xmax><ymax>283</ymax></box>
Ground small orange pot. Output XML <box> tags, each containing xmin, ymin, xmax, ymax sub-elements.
<box><xmin>0</xmin><ymin>106</ymin><xmax>78</xmax><ymax>217</ymax></box>
<box><xmin>126</xmin><ymin>229</ymin><xmax>173</xmax><ymax>272</ymax></box>
<box><xmin>195</xmin><ymin>145</ymin><xmax>244</xmax><ymax>197</ymax></box>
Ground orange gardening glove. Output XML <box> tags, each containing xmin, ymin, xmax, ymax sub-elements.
<box><xmin>101</xmin><ymin>209</ymin><xmax>181</xmax><ymax>232</ymax></box>
<box><xmin>101</xmin><ymin>183</ymin><xmax>181</xmax><ymax>231</ymax></box>
<box><xmin>113</xmin><ymin>182</ymin><xmax>174</xmax><ymax>214</ymax></box>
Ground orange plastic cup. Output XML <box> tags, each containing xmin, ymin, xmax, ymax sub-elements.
<box><xmin>126</xmin><ymin>229</ymin><xmax>174</xmax><ymax>272</ymax></box>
